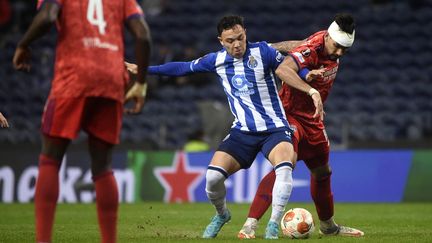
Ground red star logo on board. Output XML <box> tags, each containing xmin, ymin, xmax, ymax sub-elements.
<box><xmin>154</xmin><ymin>151</ymin><xmax>205</xmax><ymax>202</ymax></box>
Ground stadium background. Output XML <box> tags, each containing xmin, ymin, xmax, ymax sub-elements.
<box><xmin>1</xmin><ymin>0</ymin><xmax>432</xmax><ymax>203</ymax></box>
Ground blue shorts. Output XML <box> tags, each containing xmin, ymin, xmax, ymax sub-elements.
<box><xmin>217</xmin><ymin>127</ymin><xmax>293</xmax><ymax>169</ymax></box>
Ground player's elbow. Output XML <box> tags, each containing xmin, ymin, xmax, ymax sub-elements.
<box><xmin>136</xmin><ymin>25</ymin><xmax>151</xmax><ymax>41</ymax></box>
<box><xmin>136</xmin><ymin>32</ymin><xmax>151</xmax><ymax>43</ymax></box>
<box><xmin>38</xmin><ymin>3</ymin><xmax>60</xmax><ymax>24</ymax></box>
<box><xmin>275</xmin><ymin>64</ymin><xmax>288</xmax><ymax>79</ymax></box>
<box><xmin>276</xmin><ymin>63</ymin><xmax>297</xmax><ymax>83</ymax></box>
<box><xmin>135</xmin><ymin>32</ymin><xmax>151</xmax><ymax>54</ymax></box>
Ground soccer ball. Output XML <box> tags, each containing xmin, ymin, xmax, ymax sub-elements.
<box><xmin>280</xmin><ymin>208</ymin><xmax>315</xmax><ymax>239</ymax></box>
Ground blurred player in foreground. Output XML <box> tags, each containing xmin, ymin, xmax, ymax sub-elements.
<box><xmin>238</xmin><ymin>13</ymin><xmax>364</xmax><ymax>239</ymax></box>
<box><xmin>127</xmin><ymin>15</ymin><xmax>323</xmax><ymax>239</ymax></box>
<box><xmin>13</xmin><ymin>1</ymin><xmax>151</xmax><ymax>242</ymax></box>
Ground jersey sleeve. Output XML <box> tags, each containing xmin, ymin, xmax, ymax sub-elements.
<box><xmin>189</xmin><ymin>53</ymin><xmax>216</xmax><ymax>73</ymax></box>
<box><xmin>148</xmin><ymin>52</ymin><xmax>216</xmax><ymax>76</ymax></box>
<box><xmin>124</xmin><ymin>0</ymin><xmax>144</xmax><ymax>20</ymax></box>
<box><xmin>263</xmin><ymin>42</ymin><xmax>284</xmax><ymax>70</ymax></box>
<box><xmin>148</xmin><ymin>62</ymin><xmax>193</xmax><ymax>76</ymax></box>
<box><xmin>289</xmin><ymin>45</ymin><xmax>318</xmax><ymax>70</ymax></box>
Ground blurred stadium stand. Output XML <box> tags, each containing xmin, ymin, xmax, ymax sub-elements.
<box><xmin>1</xmin><ymin>0</ymin><xmax>431</xmax><ymax>149</ymax></box>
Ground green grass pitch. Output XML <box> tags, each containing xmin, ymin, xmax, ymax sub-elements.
<box><xmin>1</xmin><ymin>203</ymin><xmax>432</xmax><ymax>242</ymax></box>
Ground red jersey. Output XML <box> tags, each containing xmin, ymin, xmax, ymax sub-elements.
<box><xmin>279</xmin><ymin>31</ymin><xmax>338</xmax><ymax>136</ymax></box>
<box><xmin>46</xmin><ymin>0</ymin><xmax>143</xmax><ymax>102</ymax></box>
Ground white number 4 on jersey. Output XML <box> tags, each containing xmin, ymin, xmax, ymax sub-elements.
<box><xmin>87</xmin><ymin>0</ymin><xmax>107</xmax><ymax>35</ymax></box>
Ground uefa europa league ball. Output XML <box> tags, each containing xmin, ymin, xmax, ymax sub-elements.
<box><xmin>280</xmin><ymin>208</ymin><xmax>315</xmax><ymax>239</ymax></box>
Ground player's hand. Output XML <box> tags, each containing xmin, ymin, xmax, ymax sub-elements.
<box><xmin>13</xmin><ymin>46</ymin><xmax>32</xmax><ymax>72</ymax></box>
<box><xmin>125</xmin><ymin>61</ymin><xmax>138</xmax><ymax>75</ymax></box>
<box><xmin>308</xmin><ymin>88</ymin><xmax>324</xmax><ymax>120</ymax></box>
<box><xmin>305</xmin><ymin>68</ymin><xmax>325</xmax><ymax>82</ymax></box>
<box><xmin>124</xmin><ymin>82</ymin><xmax>147</xmax><ymax>114</ymax></box>
<box><xmin>0</xmin><ymin>112</ymin><xmax>9</xmax><ymax>128</ymax></box>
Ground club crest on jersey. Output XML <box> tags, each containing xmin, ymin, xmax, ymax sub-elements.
<box><xmin>301</xmin><ymin>48</ymin><xmax>311</xmax><ymax>57</ymax></box>
<box><xmin>231</xmin><ymin>74</ymin><xmax>255</xmax><ymax>96</ymax></box>
<box><xmin>247</xmin><ymin>55</ymin><xmax>258</xmax><ymax>69</ymax></box>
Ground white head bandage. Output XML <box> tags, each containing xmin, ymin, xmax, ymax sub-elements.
<box><xmin>327</xmin><ymin>21</ymin><xmax>355</xmax><ymax>47</ymax></box>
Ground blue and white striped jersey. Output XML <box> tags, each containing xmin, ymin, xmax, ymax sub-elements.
<box><xmin>148</xmin><ymin>41</ymin><xmax>289</xmax><ymax>132</ymax></box>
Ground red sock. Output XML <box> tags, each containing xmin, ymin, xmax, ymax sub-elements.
<box><xmin>310</xmin><ymin>174</ymin><xmax>334</xmax><ymax>221</ymax></box>
<box><xmin>248</xmin><ymin>170</ymin><xmax>276</xmax><ymax>220</ymax></box>
<box><xmin>93</xmin><ymin>171</ymin><xmax>118</xmax><ymax>243</ymax></box>
<box><xmin>35</xmin><ymin>154</ymin><xmax>61</xmax><ymax>243</ymax></box>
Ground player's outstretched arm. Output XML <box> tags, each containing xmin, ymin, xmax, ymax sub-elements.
<box><xmin>124</xmin><ymin>16</ymin><xmax>152</xmax><ymax>114</ymax></box>
<box><xmin>0</xmin><ymin>112</ymin><xmax>9</xmax><ymax>128</ymax></box>
<box><xmin>13</xmin><ymin>3</ymin><xmax>60</xmax><ymax>72</ymax></box>
<box><xmin>275</xmin><ymin>57</ymin><xmax>324</xmax><ymax>120</ymax></box>
<box><xmin>126</xmin><ymin>51</ymin><xmax>216</xmax><ymax>77</ymax></box>
<box><xmin>125</xmin><ymin>61</ymin><xmax>195</xmax><ymax>77</ymax></box>
<box><xmin>271</xmin><ymin>40</ymin><xmax>305</xmax><ymax>54</ymax></box>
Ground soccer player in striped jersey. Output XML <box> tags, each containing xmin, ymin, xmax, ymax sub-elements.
<box><xmin>238</xmin><ymin>13</ymin><xmax>364</xmax><ymax>239</ymax></box>
<box><xmin>127</xmin><ymin>15</ymin><xmax>323</xmax><ymax>239</ymax></box>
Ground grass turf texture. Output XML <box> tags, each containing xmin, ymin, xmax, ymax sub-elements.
<box><xmin>1</xmin><ymin>203</ymin><xmax>432</xmax><ymax>242</ymax></box>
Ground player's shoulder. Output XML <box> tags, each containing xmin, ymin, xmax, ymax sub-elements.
<box><xmin>247</xmin><ymin>41</ymin><xmax>273</xmax><ymax>50</ymax></box>
<box><xmin>261</xmin><ymin>41</ymin><xmax>276</xmax><ymax>50</ymax></box>
<box><xmin>306</xmin><ymin>30</ymin><xmax>326</xmax><ymax>44</ymax></box>
<box><xmin>252</xmin><ymin>41</ymin><xmax>280</xmax><ymax>58</ymax></box>
<box><xmin>290</xmin><ymin>31</ymin><xmax>325</xmax><ymax>57</ymax></box>
<box><xmin>193</xmin><ymin>52</ymin><xmax>217</xmax><ymax>66</ymax></box>
<box><xmin>203</xmin><ymin>51</ymin><xmax>218</xmax><ymax>60</ymax></box>
<box><xmin>304</xmin><ymin>30</ymin><xmax>326</xmax><ymax>51</ymax></box>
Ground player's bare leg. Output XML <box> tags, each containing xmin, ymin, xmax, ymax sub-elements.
<box><xmin>35</xmin><ymin>135</ymin><xmax>70</xmax><ymax>243</ymax></box>
<box><xmin>89</xmin><ymin>135</ymin><xmax>118</xmax><ymax>243</ymax></box>
<box><xmin>310</xmin><ymin>165</ymin><xmax>364</xmax><ymax>237</ymax></box>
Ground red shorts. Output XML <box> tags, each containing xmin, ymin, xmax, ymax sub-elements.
<box><xmin>287</xmin><ymin>115</ymin><xmax>330</xmax><ymax>170</ymax></box>
<box><xmin>41</xmin><ymin>97</ymin><xmax>123</xmax><ymax>144</ymax></box>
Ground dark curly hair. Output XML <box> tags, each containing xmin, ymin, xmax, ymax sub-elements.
<box><xmin>217</xmin><ymin>15</ymin><xmax>245</xmax><ymax>36</ymax></box>
<box><xmin>335</xmin><ymin>13</ymin><xmax>355</xmax><ymax>34</ymax></box>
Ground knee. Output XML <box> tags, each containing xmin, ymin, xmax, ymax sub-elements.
<box><xmin>312</xmin><ymin>166</ymin><xmax>332</xmax><ymax>181</ymax></box>
<box><xmin>91</xmin><ymin>163</ymin><xmax>112</xmax><ymax>177</ymax></box>
<box><xmin>41</xmin><ymin>136</ymin><xmax>70</xmax><ymax>161</ymax></box>
<box><xmin>206</xmin><ymin>167</ymin><xmax>227</xmax><ymax>191</ymax></box>
<box><xmin>269</xmin><ymin>142</ymin><xmax>296</xmax><ymax>165</ymax></box>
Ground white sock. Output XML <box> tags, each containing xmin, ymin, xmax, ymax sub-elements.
<box><xmin>270</xmin><ymin>162</ymin><xmax>293</xmax><ymax>223</ymax></box>
<box><xmin>245</xmin><ymin>217</ymin><xmax>258</xmax><ymax>226</ymax></box>
<box><xmin>205</xmin><ymin>166</ymin><xmax>228</xmax><ymax>216</ymax></box>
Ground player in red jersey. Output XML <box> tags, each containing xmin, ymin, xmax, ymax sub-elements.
<box><xmin>238</xmin><ymin>13</ymin><xmax>364</xmax><ymax>239</ymax></box>
<box><xmin>13</xmin><ymin>1</ymin><xmax>151</xmax><ymax>242</ymax></box>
